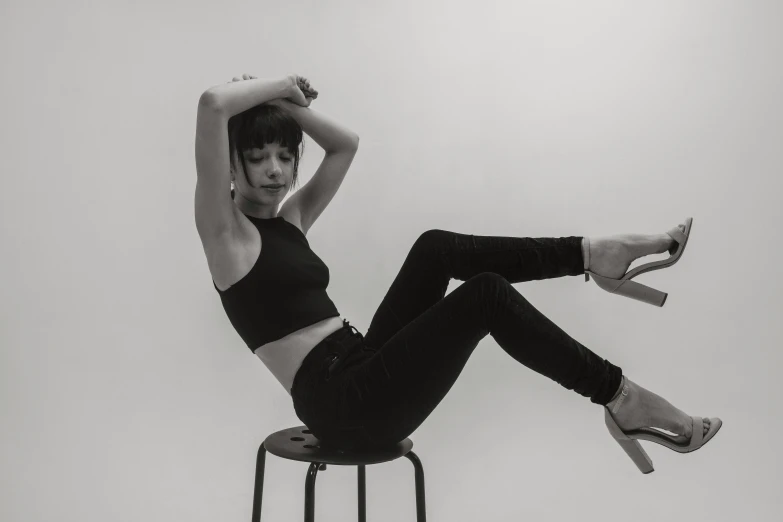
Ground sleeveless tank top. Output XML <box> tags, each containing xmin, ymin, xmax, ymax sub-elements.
<box><xmin>212</xmin><ymin>215</ymin><xmax>340</xmax><ymax>352</ymax></box>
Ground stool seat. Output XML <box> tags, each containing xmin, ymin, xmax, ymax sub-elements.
<box><xmin>264</xmin><ymin>425</ymin><xmax>414</xmax><ymax>466</ymax></box>
<box><xmin>253</xmin><ymin>425</ymin><xmax>427</xmax><ymax>521</ymax></box>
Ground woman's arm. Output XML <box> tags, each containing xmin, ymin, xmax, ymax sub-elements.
<box><xmin>269</xmin><ymin>98</ymin><xmax>359</xmax><ymax>153</ymax></box>
<box><xmin>200</xmin><ymin>77</ymin><xmax>291</xmax><ymax>118</ymax></box>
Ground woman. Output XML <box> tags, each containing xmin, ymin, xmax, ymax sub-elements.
<box><xmin>194</xmin><ymin>73</ymin><xmax>721</xmax><ymax>473</ymax></box>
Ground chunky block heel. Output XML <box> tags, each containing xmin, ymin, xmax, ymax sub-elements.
<box><xmin>588</xmin><ymin>272</ymin><xmax>668</xmax><ymax>307</ymax></box>
<box><xmin>604</xmin><ymin>407</ymin><xmax>655</xmax><ymax>474</ymax></box>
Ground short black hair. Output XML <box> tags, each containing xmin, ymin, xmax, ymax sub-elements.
<box><xmin>227</xmin><ymin>103</ymin><xmax>305</xmax><ymax>197</ymax></box>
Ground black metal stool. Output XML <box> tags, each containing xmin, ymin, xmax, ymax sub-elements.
<box><xmin>252</xmin><ymin>425</ymin><xmax>426</xmax><ymax>521</ymax></box>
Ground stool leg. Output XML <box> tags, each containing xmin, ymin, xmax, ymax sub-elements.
<box><xmin>357</xmin><ymin>465</ymin><xmax>366</xmax><ymax>522</ymax></box>
<box><xmin>252</xmin><ymin>445</ymin><xmax>266</xmax><ymax>522</ymax></box>
<box><xmin>404</xmin><ymin>451</ymin><xmax>427</xmax><ymax>522</ymax></box>
<box><xmin>304</xmin><ymin>462</ymin><xmax>322</xmax><ymax>522</ymax></box>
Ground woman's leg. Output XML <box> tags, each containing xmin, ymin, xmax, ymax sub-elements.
<box><xmin>363</xmin><ymin>229</ymin><xmax>587</xmax><ymax>353</ymax></box>
<box><xmin>320</xmin><ymin>230</ymin><xmax>622</xmax><ymax>449</ymax></box>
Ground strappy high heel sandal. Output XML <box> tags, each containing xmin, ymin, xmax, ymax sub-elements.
<box><xmin>604</xmin><ymin>377</ymin><xmax>723</xmax><ymax>474</ymax></box>
<box><xmin>584</xmin><ymin>217</ymin><xmax>694</xmax><ymax>307</ymax></box>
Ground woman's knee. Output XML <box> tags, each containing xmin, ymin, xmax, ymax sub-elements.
<box><xmin>465</xmin><ymin>271</ymin><xmax>509</xmax><ymax>288</ymax></box>
<box><xmin>462</xmin><ymin>273</ymin><xmax>518</xmax><ymax>311</ymax></box>
<box><xmin>448</xmin><ymin>272</ymin><xmax>514</xmax><ymax>329</ymax></box>
<box><xmin>406</xmin><ymin>229</ymin><xmax>452</xmax><ymax>262</ymax></box>
<box><xmin>415</xmin><ymin>229</ymin><xmax>449</xmax><ymax>247</ymax></box>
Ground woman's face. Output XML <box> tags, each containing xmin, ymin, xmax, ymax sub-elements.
<box><xmin>233</xmin><ymin>142</ymin><xmax>294</xmax><ymax>201</ymax></box>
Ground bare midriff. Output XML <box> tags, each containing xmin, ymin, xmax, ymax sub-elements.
<box><xmin>253</xmin><ymin>315</ymin><xmax>346</xmax><ymax>396</ymax></box>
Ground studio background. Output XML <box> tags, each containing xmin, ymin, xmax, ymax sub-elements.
<box><xmin>2</xmin><ymin>0</ymin><xmax>780</xmax><ymax>521</ymax></box>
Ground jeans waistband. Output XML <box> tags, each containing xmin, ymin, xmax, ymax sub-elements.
<box><xmin>291</xmin><ymin>318</ymin><xmax>368</xmax><ymax>397</ymax></box>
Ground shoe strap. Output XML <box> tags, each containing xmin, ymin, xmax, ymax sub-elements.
<box><xmin>667</xmin><ymin>224</ymin><xmax>686</xmax><ymax>245</ymax></box>
<box><xmin>688</xmin><ymin>415</ymin><xmax>705</xmax><ymax>449</ymax></box>
<box><xmin>583</xmin><ymin>237</ymin><xmax>590</xmax><ymax>271</ymax></box>
<box><xmin>611</xmin><ymin>384</ymin><xmax>629</xmax><ymax>414</ymax></box>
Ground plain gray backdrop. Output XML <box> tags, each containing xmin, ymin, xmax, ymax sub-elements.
<box><xmin>2</xmin><ymin>0</ymin><xmax>781</xmax><ymax>521</ymax></box>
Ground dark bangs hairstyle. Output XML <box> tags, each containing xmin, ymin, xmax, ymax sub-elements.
<box><xmin>227</xmin><ymin>103</ymin><xmax>305</xmax><ymax>199</ymax></box>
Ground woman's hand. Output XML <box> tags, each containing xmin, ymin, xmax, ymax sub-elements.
<box><xmin>285</xmin><ymin>74</ymin><xmax>319</xmax><ymax>107</ymax></box>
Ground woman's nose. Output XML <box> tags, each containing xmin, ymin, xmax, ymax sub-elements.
<box><xmin>268</xmin><ymin>162</ymin><xmax>282</xmax><ymax>175</ymax></box>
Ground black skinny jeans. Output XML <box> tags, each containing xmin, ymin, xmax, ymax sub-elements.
<box><xmin>290</xmin><ymin>229</ymin><xmax>623</xmax><ymax>450</ymax></box>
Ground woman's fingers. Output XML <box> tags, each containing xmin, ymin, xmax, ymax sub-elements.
<box><xmin>228</xmin><ymin>74</ymin><xmax>258</xmax><ymax>83</ymax></box>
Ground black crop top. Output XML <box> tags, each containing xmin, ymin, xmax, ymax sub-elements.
<box><xmin>212</xmin><ymin>214</ymin><xmax>340</xmax><ymax>353</ymax></box>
